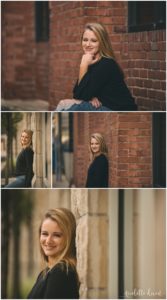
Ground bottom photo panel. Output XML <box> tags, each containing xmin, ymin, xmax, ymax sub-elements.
<box><xmin>1</xmin><ymin>188</ymin><xmax>166</xmax><ymax>299</ymax></box>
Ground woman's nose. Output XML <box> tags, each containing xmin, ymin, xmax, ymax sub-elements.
<box><xmin>46</xmin><ymin>235</ymin><xmax>52</xmax><ymax>243</ymax></box>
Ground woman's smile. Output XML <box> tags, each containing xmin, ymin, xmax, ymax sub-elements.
<box><xmin>82</xmin><ymin>29</ymin><xmax>100</xmax><ymax>56</ymax></box>
<box><xmin>90</xmin><ymin>137</ymin><xmax>101</xmax><ymax>155</ymax></box>
<box><xmin>40</xmin><ymin>218</ymin><xmax>65</xmax><ymax>261</ymax></box>
<box><xmin>21</xmin><ymin>132</ymin><xmax>31</xmax><ymax>146</ymax></box>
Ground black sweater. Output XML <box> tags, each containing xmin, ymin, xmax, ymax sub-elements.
<box><xmin>73</xmin><ymin>57</ymin><xmax>137</xmax><ymax>111</ymax></box>
<box><xmin>86</xmin><ymin>154</ymin><xmax>109</xmax><ymax>188</ymax></box>
<box><xmin>27</xmin><ymin>263</ymin><xmax>79</xmax><ymax>299</ymax></box>
<box><xmin>15</xmin><ymin>147</ymin><xmax>34</xmax><ymax>187</ymax></box>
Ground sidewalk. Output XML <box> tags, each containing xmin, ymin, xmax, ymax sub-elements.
<box><xmin>52</xmin><ymin>174</ymin><xmax>70</xmax><ymax>188</ymax></box>
<box><xmin>1</xmin><ymin>99</ymin><xmax>49</xmax><ymax>111</ymax></box>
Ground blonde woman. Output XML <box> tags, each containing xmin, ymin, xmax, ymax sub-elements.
<box><xmin>86</xmin><ymin>133</ymin><xmax>109</xmax><ymax>187</ymax></box>
<box><xmin>27</xmin><ymin>208</ymin><xmax>79</xmax><ymax>299</ymax></box>
<box><xmin>56</xmin><ymin>22</ymin><xmax>137</xmax><ymax>111</ymax></box>
<box><xmin>5</xmin><ymin>129</ymin><xmax>34</xmax><ymax>188</ymax></box>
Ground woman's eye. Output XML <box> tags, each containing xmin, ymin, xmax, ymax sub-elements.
<box><xmin>53</xmin><ymin>233</ymin><xmax>62</xmax><ymax>238</ymax></box>
<box><xmin>41</xmin><ymin>232</ymin><xmax>48</xmax><ymax>236</ymax></box>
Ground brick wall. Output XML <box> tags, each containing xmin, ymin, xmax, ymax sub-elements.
<box><xmin>73</xmin><ymin>112</ymin><xmax>152</xmax><ymax>188</ymax></box>
<box><xmin>2</xmin><ymin>1</ymin><xmax>165</xmax><ymax>109</ymax></box>
<box><xmin>49</xmin><ymin>1</ymin><xmax>166</xmax><ymax>111</ymax></box>
<box><xmin>2</xmin><ymin>2</ymin><xmax>48</xmax><ymax>100</ymax></box>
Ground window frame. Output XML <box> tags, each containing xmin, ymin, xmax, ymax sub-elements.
<box><xmin>128</xmin><ymin>1</ymin><xmax>166</xmax><ymax>33</ymax></box>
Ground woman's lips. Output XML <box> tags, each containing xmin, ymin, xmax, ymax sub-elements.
<box><xmin>44</xmin><ymin>246</ymin><xmax>55</xmax><ymax>249</ymax></box>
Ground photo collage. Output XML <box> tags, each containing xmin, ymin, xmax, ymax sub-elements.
<box><xmin>1</xmin><ymin>1</ymin><xmax>166</xmax><ymax>299</ymax></box>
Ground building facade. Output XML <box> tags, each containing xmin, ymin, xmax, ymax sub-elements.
<box><xmin>73</xmin><ymin>112</ymin><xmax>166</xmax><ymax>188</ymax></box>
<box><xmin>2</xmin><ymin>1</ymin><xmax>166</xmax><ymax>111</ymax></box>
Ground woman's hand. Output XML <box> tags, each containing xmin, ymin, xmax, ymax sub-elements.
<box><xmin>80</xmin><ymin>53</ymin><xmax>100</xmax><ymax>67</ymax></box>
<box><xmin>89</xmin><ymin>97</ymin><xmax>102</xmax><ymax>108</ymax></box>
<box><xmin>79</xmin><ymin>54</ymin><xmax>99</xmax><ymax>83</ymax></box>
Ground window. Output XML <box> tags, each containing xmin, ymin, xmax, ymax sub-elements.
<box><xmin>35</xmin><ymin>2</ymin><xmax>49</xmax><ymax>42</ymax></box>
<box><xmin>128</xmin><ymin>1</ymin><xmax>166</xmax><ymax>32</ymax></box>
<box><xmin>152</xmin><ymin>113</ymin><xmax>166</xmax><ymax>187</ymax></box>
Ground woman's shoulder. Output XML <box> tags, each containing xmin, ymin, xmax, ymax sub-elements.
<box><xmin>100</xmin><ymin>56</ymin><xmax>117</xmax><ymax>65</ymax></box>
<box><xmin>50</xmin><ymin>262</ymin><xmax>77</xmax><ymax>276</ymax></box>
<box><xmin>98</xmin><ymin>153</ymin><xmax>108</xmax><ymax>160</ymax></box>
<box><xmin>24</xmin><ymin>147</ymin><xmax>34</xmax><ymax>153</ymax></box>
<box><xmin>96</xmin><ymin>154</ymin><xmax>108</xmax><ymax>164</ymax></box>
<box><xmin>97</xmin><ymin>56</ymin><xmax>122</xmax><ymax>75</ymax></box>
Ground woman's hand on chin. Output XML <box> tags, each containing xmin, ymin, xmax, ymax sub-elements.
<box><xmin>80</xmin><ymin>53</ymin><xmax>99</xmax><ymax>67</ymax></box>
<box><xmin>89</xmin><ymin>97</ymin><xmax>102</xmax><ymax>108</ymax></box>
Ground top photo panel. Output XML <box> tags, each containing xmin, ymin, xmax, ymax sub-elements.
<box><xmin>1</xmin><ymin>1</ymin><xmax>166</xmax><ymax>112</ymax></box>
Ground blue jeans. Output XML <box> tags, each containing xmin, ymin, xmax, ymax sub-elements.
<box><xmin>5</xmin><ymin>175</ymin><xmax>26</xmax><ymax>188</ymax></box>
<box><xmin>66</xmin><ymin>102</ymin><xmax>112</xmax><ymax>111</ymax></box>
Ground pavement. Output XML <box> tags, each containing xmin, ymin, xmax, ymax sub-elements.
<box><xmin>1</xmin><ymin>99</ymin><xmax>49</xmax><ymax>111</ymax></box>
<box><xmin>52</xmin><ymin>174</ymin><xmax>70</xmax><ymax>188</ymax></box>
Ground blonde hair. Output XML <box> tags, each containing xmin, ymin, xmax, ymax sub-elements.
<box><xmin>20</xmin><ymin>129</ymin><xmax>33</xmax><ymax>148</ymax></box>
<box><xmin>39</xmin><ymin>208</ymin><xmax>77</xmax><ymax>269</ymax></box>
<box><xmin>82</xmin><ymin>22</ymin><xmax>116</xmax><ymax>59</ymax></box>
<box><xmin>90</xmin><ymin>133</ymin><xmax>108</xmax><ymax>161</ymax></box>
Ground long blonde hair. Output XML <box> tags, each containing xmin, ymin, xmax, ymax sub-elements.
<box><xmin>39</xmin><ymin>208</ymin><xmax>77</xmax><ymax>269</ymax></box>
<box><xmin>90</xmin><ymin>133</ymin><xmax>108</xmax><ymax>161</ymax></box>
<box><xmin>82</xmin><ymin>22</ymin><xmax>116</xmax><ymax>59</ymax></box>
<box><xmin>20</xmin><ymin>129</ymin><xmax>33</xmax><ymax>148</ymax></box>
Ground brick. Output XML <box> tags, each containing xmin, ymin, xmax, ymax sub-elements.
<box><xmin>2</xmin><ymin>1</ymin><xmax>165</xmax><ymax>110</ymax></box>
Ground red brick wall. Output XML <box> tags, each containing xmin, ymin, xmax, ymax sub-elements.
<box><xmin>73</xmin><ymin>112</ymin><xmax>152</xmax><ymax>188</ymax></box>
<box><xmin>2</xmin><ymin>1</ymin><xmax>166</xmax><ymax>109</ymax></box>
<box><xmin>2</xmin><ymin>2</ymin><xmax>48</xmax><ymax>100</ymax></box>
<box><xmin>49</xmin><ymin>1</ymin><xmax>166</xmax><ymax>111</ymax></box>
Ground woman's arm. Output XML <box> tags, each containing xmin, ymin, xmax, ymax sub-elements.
<box><xmin>78</xmin><ymin>53</ymin><xmax>100</xmax><ymax>83</ymax></box>
<box><xmin>74</xmin><ymin>58</ymin><xmax>120</xmax><ymax>102</ymax></box>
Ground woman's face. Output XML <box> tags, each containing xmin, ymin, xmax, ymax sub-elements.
<box><xmin>90</xmin><ymin>137</ymin><xmax>101</xmax><ymax>155</ymax></box>
<box><xmin>21</xmin><ymin>132</ymin><xmax>31</xmax><ymax>147</ymax></box>
<box><xmin>82</xmin><ymin>29</ymin><xmax>100</xmax><ymax>56</ymax></box>
<box><xmin>40</xmin><ymin>218</ymin><xmax>65</xmax><ymax>260</ymax></box>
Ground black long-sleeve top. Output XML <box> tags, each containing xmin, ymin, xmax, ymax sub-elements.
<box><xmin>86</xmin><ymin>153</ymin><xmax>109</xmax><ymax>188</ymax></box>
<box><xmin>27</xmin><ymin>263</ymin><xmax>79</xmax><ymax>299</ymax></box>
<box><xmin>15</xmin><ymin>147</ymin><xmax>34</xmax><ymax>187</ymax></box>
<box><xmin>73</xmin><ymin>57</ymin><xmax>137</xmax><ymax>111</ymax></box>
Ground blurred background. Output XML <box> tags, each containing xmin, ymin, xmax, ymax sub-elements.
<box><xmin>1</xmin><ymin>188</ymin><xmax>166</xmax><ymax>299</ymax></box>
<box><xmin>1</xmin><ymin>112</ymin><xmax>51</xmax><ymax>188</ymax></box>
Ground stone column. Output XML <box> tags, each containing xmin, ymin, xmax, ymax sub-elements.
<box><xmin>71</xmin><ymin>189</ymin><xmax>109</xmax><ymax>299</ymax></box>
<box><xmin>33</xmin><ymin>113</ymin><xmax>44</xmax><ymax>187</ymax></box>
<box><xmin>133</xmin><ymin>189</ymin><xmax>166</xmax><ymax>299</ymax></box>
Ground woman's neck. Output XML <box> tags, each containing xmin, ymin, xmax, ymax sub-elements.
<box><xmin>48</xmin><ymin>257</ymin><xmax>59</xmax><ymax>269</ymax></box>
<box><xmin>93</xmin><ymin>152</ymin><xmax>101</xmax><ymax>158</ymax></box>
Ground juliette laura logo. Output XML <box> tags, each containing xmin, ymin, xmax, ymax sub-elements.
<box><xmin>124</xmin><ymin>288</ymin><xmax>162</xmax><ymax>298</ymax></box>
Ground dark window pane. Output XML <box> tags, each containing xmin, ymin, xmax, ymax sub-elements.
<box><xmin>128</xmin><ymin>1</ymin><xmax>166</xmax><ymax>32</ymax></box>
<box><xmin>35</xmin><ymin>2</ymin><xmax>49</xmax><ymax>42</ymax></box>
<box><xmin>152</xmin><ymin>113</ymin><xmax>166</xmax><ymax>187</ymax></box>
